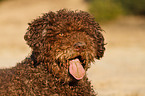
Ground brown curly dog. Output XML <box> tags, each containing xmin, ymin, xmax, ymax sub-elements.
<box><xmin>0</xmin><ymin>9</ymin><xmax>105</xmax><ymax>96</ymax></box>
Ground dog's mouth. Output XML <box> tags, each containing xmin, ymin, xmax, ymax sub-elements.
<box><xmin>68</xmin><ymin>56</ymin><xmax>86</xmax><ymax>80</ymax></box>
<box><xmin>56</xmin><ymin>51</ymin><xmax>93</xmax><ymax>82</ymax></box>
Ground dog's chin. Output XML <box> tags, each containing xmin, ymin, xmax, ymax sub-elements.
<box><xmin>68</xmin><ymin>76</ymin><xmax>82</xmax><ymax>86</ymax></box>
<box><xmin>62</xmin><ymin>72</ymin><xmax>84</xmax><ymax>86</ymax></box>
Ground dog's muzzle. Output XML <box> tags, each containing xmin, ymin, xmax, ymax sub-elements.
<box><xmin>74</xmin><ymin>41</ymin><xmax>86</xmax><ymax>52</ymax></box>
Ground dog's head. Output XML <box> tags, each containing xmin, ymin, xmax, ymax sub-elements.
<box><xmin>24</xmin><ymin>9</ymin><xmax>105</xmax><ymax>84</ymax></box>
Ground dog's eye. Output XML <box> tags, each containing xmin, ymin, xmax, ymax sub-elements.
<box><xmin>58</xmin><ymin>33</ymin><xmax>64</xmax><ymax>36</ymax></box>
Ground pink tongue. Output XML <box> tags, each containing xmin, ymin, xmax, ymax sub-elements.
<box><xmin>69</xmin><ymin>58</ymin><xmax>85</xmax><ymax>80</ymax></box>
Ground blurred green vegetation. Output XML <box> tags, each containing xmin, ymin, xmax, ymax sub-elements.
<box><xmin>88</xmin><ymin>0</ymin><xmax>145</xmax><ymax>22</ymax></box>
<box><xmin>89</xmin><ymin>0</ymin><xmax>124</xmax><ymax>22</ymax></box>
<box><xmin>117</xmin><ymin>0</ymin><xmax>145</xmax><ymax>15</ymax></box>
<box><xmin>0</xmin><ymin>0</ymin><xmax>5</xmax><ymax>3</ymax></box>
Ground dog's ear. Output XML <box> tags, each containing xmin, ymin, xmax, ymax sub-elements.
<box><xmin>24</xmin><ymin>11</ymin><xmax>56</xmax><ymax>52</ymax></box>
<box><xmin>24</xmin><ymin>11</ymin><xmax>57</xmax><ymax>52</ymax></box>
<box><xmin>24</xmin><ymin>19</ymin><xmax>46</xmax><ymax>50</ymax></box>
<box><xmin>94</xmin><ymin>28</ymin><xmax>105</xmax><ymax>59</ymax></box>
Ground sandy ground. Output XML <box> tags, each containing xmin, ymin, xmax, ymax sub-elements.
<box><xmin>0</xmin><ymin>0</ymin><xmax>145</xmax><ymax>96</ymax></box>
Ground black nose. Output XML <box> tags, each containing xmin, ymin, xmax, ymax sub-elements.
<box><xmin>74</xmin><ymin>42</ymin><xmax>86</xmax><ymax>51</ymax></box>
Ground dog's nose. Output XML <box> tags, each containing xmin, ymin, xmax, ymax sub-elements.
<box><xmin>74</xmin><ymin>42</ymin><xmax>86</xmax><ymax>51</ymax></box>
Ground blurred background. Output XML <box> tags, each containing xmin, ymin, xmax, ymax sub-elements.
<box><xmin>0</xmin><ymin>0</ymin><xmax>145</xmax><ymax>96</ymax></box>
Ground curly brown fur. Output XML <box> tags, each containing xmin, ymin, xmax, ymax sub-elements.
<box><xmin>0</xmin><ymin>9</ymin><xmax>105</xmax><ymax>95</ymax></box>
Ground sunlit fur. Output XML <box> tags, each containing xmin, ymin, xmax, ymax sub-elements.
<box><xmin>0</xmin><ymin>9</ymin><xmax>105</xmax><ymax>95</ymax></box>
